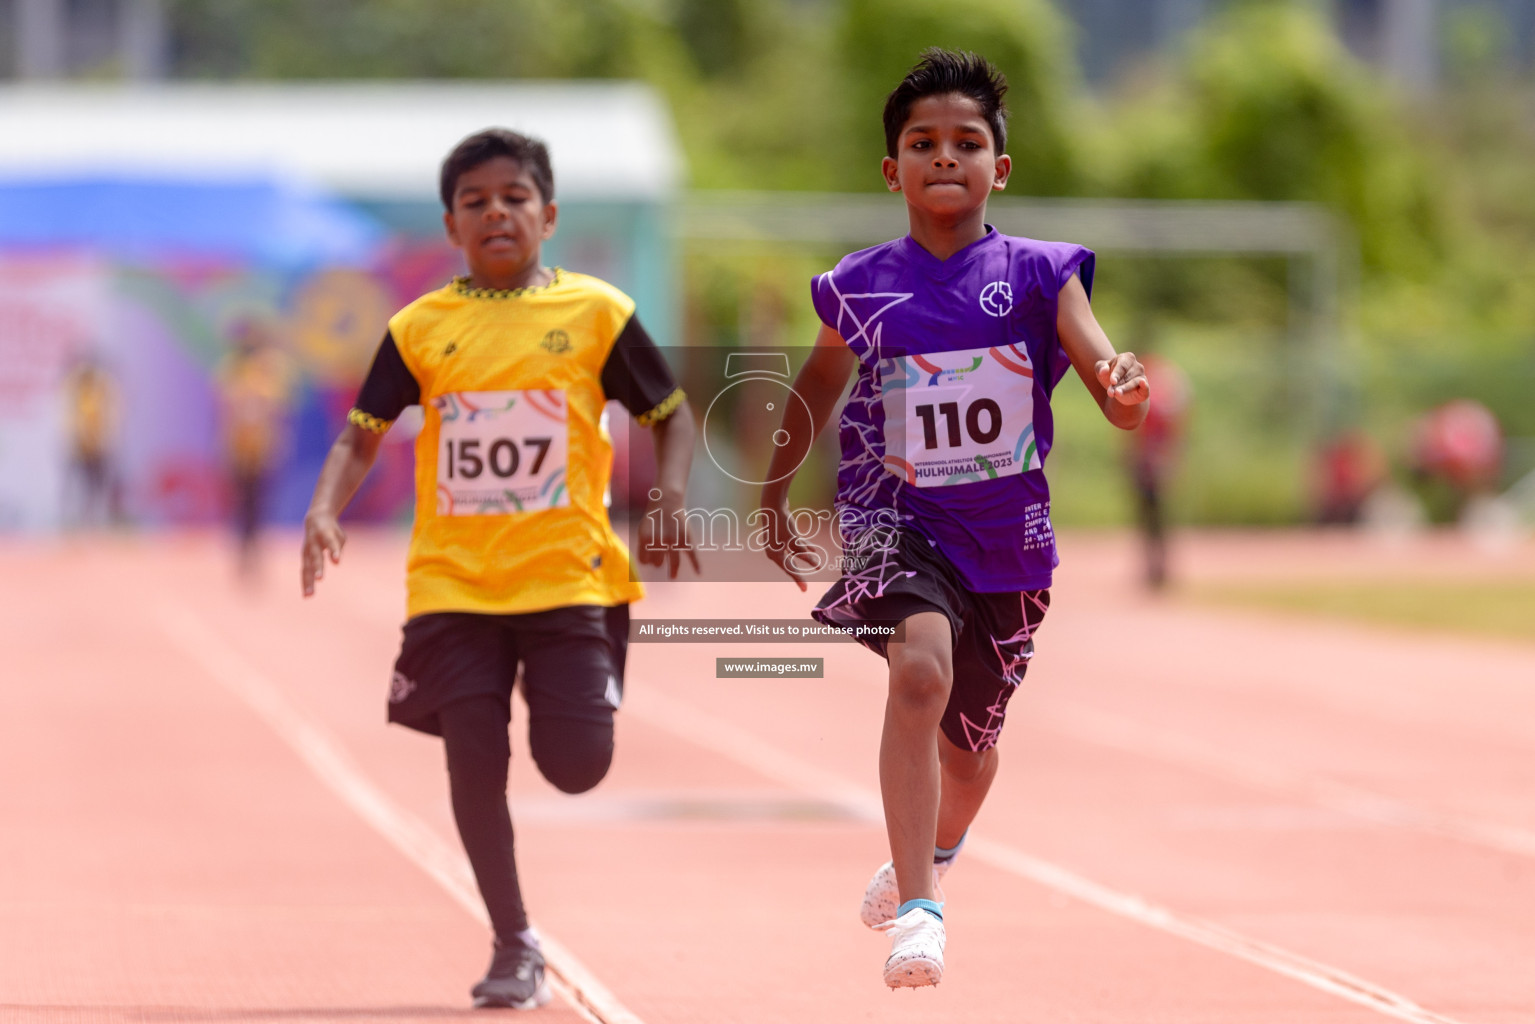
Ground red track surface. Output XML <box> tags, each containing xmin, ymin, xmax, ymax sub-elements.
<box><xmin>3</xmin><ymin>529</ymin><xmax>1534</xmax><ymax>1022</ymax></box>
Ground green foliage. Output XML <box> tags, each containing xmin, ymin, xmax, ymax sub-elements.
<box><xmin>663</xmin><ymin>1</ymin><xmax>849</xmax><ymax>191</ymax></box>
<box><xmin>836</xmin><ymin>0</ymin><xmax>1081</xmax><ymax>193</ymax></box>
<box><xmin>1108</xmin><ymin>3</ymin><xmax>1444</xmax><ymax>278</ymax></box>
<box><xmin>1441</xmin><ymin>3</ymin><xmax>1518</xmax><ymax>85</ymax></box>
<box><xmin>154</xmin><ymin>0</ymin><xmax>1535</xmax><ymax>525</ymax></box>
<box><xmin>168</xmin><ymin>0</ymin><xmax>687</xmax><ymax>80</ymax></box>
<box><xmin>673</xmin><ymin>0</ymin><xmax>756</xmax><ymax>78</ymax></box>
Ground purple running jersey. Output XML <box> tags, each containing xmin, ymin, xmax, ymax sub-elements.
<box><xmin>811</xmin><ymin>227</ymin><xmax>1094</xmax><ymax>592</ymax></box>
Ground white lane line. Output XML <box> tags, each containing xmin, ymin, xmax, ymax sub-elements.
<box><xmin>155</xmin><ymin>602</ymin><xmax>642</xmax><ymax>1024</ymax></box>
<box><xmin>1038</xmin><ymin>701</ymin><xmax>1535</xmax><ymax>860</ymax></box>
<box><xmin>626</xmin><ymin>688</ymin><xmax>1470</xmax><ymax>1024</ymax></box>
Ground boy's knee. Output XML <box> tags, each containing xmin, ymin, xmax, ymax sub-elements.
<box><xmin>888</xmin><ymin>653</ymin><xmax>952</xmax><ymax>718</ymax></box>
<box><xmin>542</xmin><ymin>756</ymin><xmax>612</xmax><ymax>795</ymax></box>
<box><xmin>940</xmin><ymin>743</ymin><xmax>995</xmax><ymax>783</ymax></box>
<box><xmin>536</xmin><ymin>747</ymin><xmax>612</xmax><ymax>794</ymax></box>
<box><xmin>530</xmin><ymin>722</ymin><xmax>613</xmax><ymax>794</ymax></box>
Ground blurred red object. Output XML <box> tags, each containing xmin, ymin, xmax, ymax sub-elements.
<box><xmin>1128</xmin><ymin>355</ymin><xmax>1191</xmax><ymax>589</ymax></box>
<box><xmin>1129</xmin><ymin>354</ymin><xmax>1191</xmax><ymax>486</ymax></box>
<box><xmin>1313</xmin><ymin>430</ymin><xmax>1388</xmax><ymax>524</ymax></box>
<box><xmin>1410</xmin><ymin>399</ymin><xmax>1504</xmax><ymax>492</ymax></box>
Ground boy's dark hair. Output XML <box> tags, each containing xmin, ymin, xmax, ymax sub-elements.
<box><xmin>439</xmin><ymin>128</ymin><xmax>555</xmax><ymax>209</ymax></box>
<box><xmin>883</xmin><ymin>49</ymin><xmax>1009</xmax><ymax>158</ymax></box>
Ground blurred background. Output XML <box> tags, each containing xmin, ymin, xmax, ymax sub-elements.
<box><xmin>1</xmin><ymin>0</ymin><xmax>1532</xmax><ymax>569</ymax></box>
<box><xmin>7</xmin><ymin>9</ymin><xmax>1535</xmax><ymax>1017</ymax></box>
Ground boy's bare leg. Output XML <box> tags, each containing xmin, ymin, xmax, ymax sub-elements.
<box><xmin>936</xmin><ymin>734</ymin><xmax>998</xmax><ymax>849</ymax></box>
<box><xmin>881</xmin><ymin>611</ymin><xmax>955</xmax><ymax>905</ymax></box>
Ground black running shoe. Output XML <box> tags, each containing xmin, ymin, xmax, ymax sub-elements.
<box><xmin>470</xmin><ymin>938</ymin><xmax>552</xmax><ymax>1010</ymax></box>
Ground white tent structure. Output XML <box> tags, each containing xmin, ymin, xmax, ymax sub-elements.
<box><xmin>0</xmin><ymin>81</ymin><xmax>682</xmax><ymax>202</ymax></box>
<box><xmin>0</xmin><ymin>80</ymin><xmax>684</xmax><ymax>336</ymax></box>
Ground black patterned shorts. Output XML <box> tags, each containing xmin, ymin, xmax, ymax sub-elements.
<box><xmin>811</xmin><ymin>529</ymin><xmax>1049</xmax><ymax>752</ymax></box>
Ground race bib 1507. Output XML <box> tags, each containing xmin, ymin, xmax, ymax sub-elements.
<box><xmin>879</xmin><ymin>344</ymin><xmax>1039</xmax><ymax>488</ymax></box>
<box><xmin>434</xmin><ymin>390</ymin><xmax>569</xmax><ymax>515</ymax></box>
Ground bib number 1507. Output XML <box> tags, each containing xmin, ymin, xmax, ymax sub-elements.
<box><xmin>434</xmin><ymin>390</ymin><xmax>570</xmax><ymax>515</ymax></box>
<box><xmin>442</xmin><ymin>436</ymin><xmax>553</xmax><ymax>480</ymax></box>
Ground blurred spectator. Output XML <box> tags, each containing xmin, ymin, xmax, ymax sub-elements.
<box><xmin>1409</xmin><ymin>399</ymin><xmax>1504</xmax><ymax>521</ymax></box>
<box><xmin>1411</xmin><ymin>399</ymin><xmax>1504</xmax><ymax>491</ymax></box>
<box><xmin>218</xmin><ymin>317</ymin><xmax>295</xmax><ymax>582</ymax></box>
<box><xmin>1127</xmin><ymin>354</ymin><xmax>1191</xmax><ymax>590</ymax></box>
<box><xmin>1313</xmin><ymin>429</ymin><xmax>1389</xmax><ymax>525</ymax></box>
<box><xmin>62</xmin><ymin>356</ymin><xmax>123</xmax><ymax>528</ymax></box>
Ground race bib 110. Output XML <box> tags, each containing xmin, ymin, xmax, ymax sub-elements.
<box><xmin>879</xmin><ymin>344</ymin><xmax>1039</xmax><ymax>488</ymax></box>
<box><xmin>434</xmin><ymin>390</ymin><xmax>569</xmax><ymax>515</ymax></box>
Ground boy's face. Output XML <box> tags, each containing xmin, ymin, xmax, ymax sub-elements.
<box><xmin>882</xmin><ymin>94</ymin><xmax>1010</xmax><ymax>218</ymax></box>
<box><xmin>443</xmin><ymin>156</ymin><xmax>557</xmax><ymax>280</ymax></box>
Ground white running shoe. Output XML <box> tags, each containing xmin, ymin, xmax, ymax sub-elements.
<box><xmin>877</xmin><ymin>907</ymin><xmax>946</xmax><ymax>988</ymax></box>
<box><xmin>860</xmin><ymin>858</ymin><xmax>953</xmax><ymax>929</ymax></box>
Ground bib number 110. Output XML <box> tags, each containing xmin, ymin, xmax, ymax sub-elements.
<box><xmin>442</xmin><ymin>437</ymin><xmax>552</xmax><ymax>479</ymax></box>
<box><xmin>914</xmin><ymin>399</ymin><xmax>1002</xmax><ymax>450</ymax></box>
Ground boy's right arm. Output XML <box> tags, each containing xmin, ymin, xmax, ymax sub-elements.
<box><xmin>758</xmin><ymin>324</ymin><xmax>855</xmax><ymax>590</ymax></box>
<box><xmin>305</xmin><ymin>329</ymin><xmax>420</xmax><ymax>596</ymax></box>
<box><xmin>301</xmin><ymin>422</ymin><xmax>384</xmax><ymax>596</ymax></box>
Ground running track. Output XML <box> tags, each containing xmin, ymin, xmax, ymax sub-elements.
<box><xmin>3</xmin><ymin>529</ymin><xmax>1534</xmax><ymax>1022</ymax></box>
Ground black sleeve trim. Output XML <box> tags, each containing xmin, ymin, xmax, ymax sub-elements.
<box><xmin>353</xmin><ymin>330</ymin><xmax>420</xmax><ymax>427</ymax></box>
<box><xmin>600</xmin><ymin>315</ymin><xmax>682</xmax><ymax>424</ymax></box>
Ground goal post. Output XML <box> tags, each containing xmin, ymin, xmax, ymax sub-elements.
<box><xmin>677</xmin><ymin>191</ymin><xmax>1357</xmax><ymax>433</ymax></box>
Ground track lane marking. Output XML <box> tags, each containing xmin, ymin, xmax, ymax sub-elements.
<box><xmin>310</xmin><ymin>576</ymin><xmax>1482</xmax><ymax>1022</ymax></box>
<box><xmin>627</xmin><ymin>688</ymin><xmax>1470</xmax><ymax>1024</ymax></box>
<box><xmin>1038</xmin><ymin>701</ymin><xmax>1535</xmax><ymax>859</ymax></box>
<box><xmin>155</xmin><ymin>602</ymin><xmax>642</xmax><ymax>1024</ymax></box>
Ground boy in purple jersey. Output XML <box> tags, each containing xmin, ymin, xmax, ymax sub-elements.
<box><xmin>758</xmin><ymin>49</ymin><xmax>1149</xmax><ymax>989</ymax></box>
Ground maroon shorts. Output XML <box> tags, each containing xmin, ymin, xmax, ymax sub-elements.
<box><xmin>811</xmin><ymin>529</ymin><xmax>1049</xmax><ymax>752</ymax></box>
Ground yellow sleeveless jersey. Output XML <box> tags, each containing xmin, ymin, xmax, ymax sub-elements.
<box><xmin>351</xmin><ymin>270</ymin><xmax>683</xmax><ymax>619</ymax></box>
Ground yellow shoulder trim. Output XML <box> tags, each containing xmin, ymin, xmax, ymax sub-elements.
<box><xmin>348</xmin><ymin>408</ymin><xmax>392</xmax><ymax>434</ymax></box>
<box><xmin>635</xmin><ymin>388</ymin><xmax>686</xmax><ymax>428</ymax></box>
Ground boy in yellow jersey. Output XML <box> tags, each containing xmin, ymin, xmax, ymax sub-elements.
<box><xmin>63</xmin><ymin>356</ymin><xmax>121</xmax><ymax>528</ymax></box>
<box><xmin>218</xmin><ymin>317</ymin><xmax>293</xmax><ymax>582</ymax></box>
<box><xmin>300</xmin><ymin>129</ymin><xmax>696</xmax><ymax>1010</ymax></box>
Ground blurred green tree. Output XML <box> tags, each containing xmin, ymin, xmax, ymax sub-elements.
<box><xmin>155</xmin><ymin>0</ymin><xmax>1535</xmax><ymax>518</ymax></box>
<box><xmin>169</xmin><ymin>0</ymin><xmax>688</xmax><ymax>81</ymax></box>
<box><xmin>674</xmin><ymin>0</ymin><xmax>754</xmax><ymax>78</ymax></box>
<box><xmin>836</xmin><ymin>0</ymin><xmax>1082</xmax><ymax>193</ymax></box>
<box><xmin>1109</xmin><ymin>2</ymin><xmax>1443</xmax><ymax>278</ymax></box>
